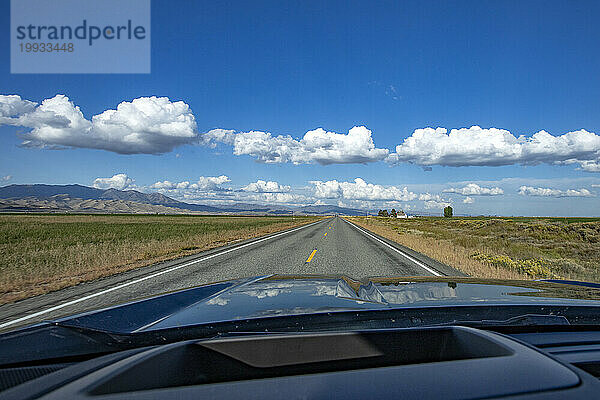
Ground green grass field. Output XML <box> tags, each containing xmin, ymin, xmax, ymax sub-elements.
<box><xmin>349</xmin><ymin>216</ymin><xmax>600</xmax><ymax>282</ymax></box>
<box><xmin>0</xmin><ymin>214</ymin><xmax>318</xmax><ymax>304</ymax></box>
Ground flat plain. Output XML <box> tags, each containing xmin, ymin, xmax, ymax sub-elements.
<box><xmin>349</xmin><ymin>216</ymin><xmax>600</xmax><ymax>282</ymax></box>
<box><xmin>3</xmin><ymin>213</ymin><xmax>599</xmax><ymax>308</ymax></box>
<box><xmin>0</xmin><ymin>214</ymin><xmax>318</xmax><ymax>304</ymax></box>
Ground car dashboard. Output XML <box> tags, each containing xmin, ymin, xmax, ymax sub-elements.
<box><xmin>3</xmin><ymin>325</ymin><xmax>600</xmax><ymax>399</ymax></box>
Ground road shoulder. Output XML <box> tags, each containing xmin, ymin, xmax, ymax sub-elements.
<box><xmin>342</xmin><ymin>217</ymin><xmax>467</xmax><ymax>277</ymax></box>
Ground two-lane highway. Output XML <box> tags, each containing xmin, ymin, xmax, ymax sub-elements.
<box><xmin>0</xmin><ymin>216</ymin><xmax>462</xmax><ymax>331</ymax></box>
<box><xmin>297</xmin><ymin>217</ymin><xmax>444</xmax><ymax>276</ymax></box>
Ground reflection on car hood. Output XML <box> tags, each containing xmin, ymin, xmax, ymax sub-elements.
<box><xmin>53</xmin><ymin>275</ymin><xmax>600</xmax><ymax>334</ymax></box>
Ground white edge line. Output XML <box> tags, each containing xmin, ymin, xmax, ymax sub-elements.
<box><xmin>0</xmin><ymin>218</ymin><xmax>328</xmax><ymax>330</ymax></box>
<box><xmin>343</xmin><ymin>218</ymin><xmax>442</xmax><ymax>277</ymax></box>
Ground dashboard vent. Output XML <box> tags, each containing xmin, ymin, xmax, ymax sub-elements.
<box><xmin>0</xmin><ymin>363</ymin><xmax>71</xmax><ymax>391</ymax></box>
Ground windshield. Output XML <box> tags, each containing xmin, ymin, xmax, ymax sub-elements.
<box><xmin>1</xmin><ymin>0</ymin><xmax>599</xmax><ymax>334</ymax></box>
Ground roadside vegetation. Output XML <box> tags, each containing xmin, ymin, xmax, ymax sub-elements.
<box><xmin>0</xmin><ymin>214</ymin><xmax>318</xmax><ymax>304</ymax></box>
<box><xmin>347</xmin><ymin>216</ymin><xmax>600</xmax><ymax>282</ymax></box>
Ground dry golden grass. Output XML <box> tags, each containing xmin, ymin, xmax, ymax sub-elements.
<box><xmin>0</xmin><ymin>214</ymin><xmax>319</xmax><ymax>304</ymax></box>
<box><xmin>347</xmin><ymin>217</ymin><xmax>526</xmax><ymax>279</ymax></box>
<box><xmin>347</xmin><ymin>216</ymin><xmax>600</xmax><ymax>281</ymax></box>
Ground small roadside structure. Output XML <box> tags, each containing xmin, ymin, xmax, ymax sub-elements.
<box><xmin>396</xmin><ymin>211</ymin><xmax>408</xmax><ymax>219</ymax></box>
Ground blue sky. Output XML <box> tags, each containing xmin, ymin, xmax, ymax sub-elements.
<box><xmin>1</xmin><ymin>0</ymin><xmax>600</xmax><ymax>216</ymax></box>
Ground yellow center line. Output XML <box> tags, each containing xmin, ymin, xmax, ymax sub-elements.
<box><xmin>306</xmin><ymin>249</ymin><xmax>317</xmax><ymax>262</ymax></box>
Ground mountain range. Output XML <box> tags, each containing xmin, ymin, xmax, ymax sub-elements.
<box><xmin>0</xmin><ymin>184</ymin><xmax>367</xmax><ymax>215</ymax></box>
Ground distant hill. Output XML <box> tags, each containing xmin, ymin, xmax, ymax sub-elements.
<box><xmin>99</xmin><ymin>188</ymin><xmax>180</xmax><ymax>205</ymax></box>
<box><xmin>0</xmin><ymin>184</ymin><xmax>221</xmax><ymax>213</ymax></box>
<box><xmin>0</xmin><ymin>184</ymin><xmax>367</xmax><ymax>215</ymax></box>
<box><xmin>0</xmin><ymin>194</ymin><xmax>193</xmax><ymax>214</ymax></box>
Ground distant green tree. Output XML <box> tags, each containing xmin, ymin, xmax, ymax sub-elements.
<box><xmin>382</xmin><ymin>209</ymin><xmax>389</xmax><ymax>217</ymax></box>
<box><xmin>378</xmin><ymin>209</ymin><xmax>383</xmax><ymax>216</ymax></box>
<box><xmin>390</xmin><ymin>208</ymin><xmax>397</xmax><ymax>218</ymax></box>
<box><xmin>444</xmin><ymin>205</ymin><xmax>453</xmax><ymax>218</ymax></box>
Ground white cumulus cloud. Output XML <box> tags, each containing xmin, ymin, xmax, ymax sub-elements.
<box><xmin>196</xmin><ymin>175</ymin><xmax>231</xmax><ymax>190</ymax></box>
<box><xmin>150</xmin><ymin>175</ymin><xmax>230</xmax><ymax>191</ymax></box>
<box><xmin>0</xmin><ymin>94</ymin><xmax>198</xmax><ymax>154</ymax></box>
<box><xmin>202</xmin><ymin>126</ymin><xmax>388</xmax><ymax>165</ymax></box>
<box><xmin>578</xmin><ymin>161</ymin><xmax>600</xmax><ymax>172</ymax></box>
<box><xmin>242</xmin><ymin>180</ymin><xmax>291</xmax><ymax>193</ymax></box>
<box><xmin>463</xmin><ymin>196</ymin><xmax>475</xmax><ymax>204</ymax></box>
<box><xmin>387</xmin><ymin>126</ymin><xmax>600</xmax><ymax>172</ymax></box>
<box><xmin>0</xmin><ymin>95</ymin><xmax>37</xmax><ymax>125</ymax></box>
<box><xmin>6</xmin><ymin>94</ymin><xmax>600</xmax><ymax>173</ymax></box>
<box><xmin>310</xmin><ymin>178</ymin><xmax>418</xmax><ymax>201</ymax></box>
<box><xmin>424</xmin><ymin>200</ymin><xmax>452</xmax><ymax>210</ymax></box>
<box><xmin>246</xmin><ymin>192</ymin><xmax>308</xmax><ymax>204</ymax></box>
<box><xmin>443</xmin><ymin>183</ymin><xmax>504</xmax><ymax>196</ymax></box>
<box><xmin>93</xmin><ymin>173</ymin><xmax>135</xmax><ymax>190</ymax></box>
<box><xmin>1</xmin><ymin>175</ymin><xmax>12</xmax><ymax>182</ymax></box>
<box><xmin>418</xmin><ymin>193</ymin><xmax>450</xmax><ymax>202</ymax></box>
<box><xmin>518</xmin><ymin>186</ymin><xmax>595</xmax><ymax>197</ymax></box>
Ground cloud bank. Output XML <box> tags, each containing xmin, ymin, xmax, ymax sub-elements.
<box><xmin>424</xmin><ymin>200</ymin><xmax>452</xmax><ymax>209</ymax></box>
<box><xmin>443</xmin><ymin>183</ymin><xmax>504</xmax><ymax>196</ymax></box>
<box><xmin>84</xmin><ymin>173</ymin><xmax>599</xmax><ymax>215</ymax></box>
<box><xmin>145</xmin><ymin>176</ymin><xmax>309</xmax><ymax>205</ymax></box>
<box><xmin>4</xmin><ymin>94</ymin><xmax>600</xmax><ymax>172</ymax></box>
<box><xmin>310</xmin><ymin>178</ymin><xmax>418</xmax><ymax>201</ymax></box>
<box><xmin>150</xmin><ymin>175</ymin><xmax>231</xmax><ymax>191</ymax></box>
<box><xmin>242</xmin><ymin>180</ymin><xmax>291</xmax><ymax>193</ymax></box>
<box><xmin>518</xmin><ymin>186</ymin><xmax>595</xmax><ymax>197</ymax></box>
<box><xmin>97</xmin><ymin>174</ymin><xmax>452</xmax><ymax>210</ymax></box>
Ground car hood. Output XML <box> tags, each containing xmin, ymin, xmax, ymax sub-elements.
<box><xmin>53</xmin><ymin>275</ymin><xmax>600</xmax><ymax>333</ymax></box>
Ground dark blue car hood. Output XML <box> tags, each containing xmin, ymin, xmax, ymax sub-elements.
<box><xmin>53</xmin><ymin>275</ymin><xmax>600</xmax><ymax>334</ymax></box>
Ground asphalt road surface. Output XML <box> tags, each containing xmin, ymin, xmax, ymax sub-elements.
<box><xmin>0</xmin><ymin>216</ymin><xmax>462</xmax><ymax>332</ymax></box>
